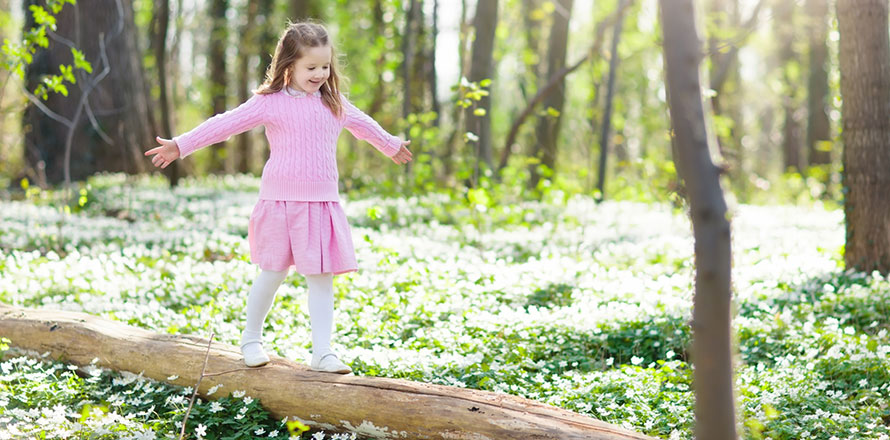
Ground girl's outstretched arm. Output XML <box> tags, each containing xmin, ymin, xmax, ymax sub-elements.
<box><xmin>341</xmin><ymin>94</ymin><xmax>412</xmax><ymax>163</ymax></box>
<box><xmin>168</xmin><ymin>94</ymin><xmax>268</xmax><ymax>159</ymax></box>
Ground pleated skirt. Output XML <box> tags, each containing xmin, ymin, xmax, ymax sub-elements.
<box><xmin>248</xmin><ymin>200</ymin><xmax>358</xmax><ymax>275</ymax></box>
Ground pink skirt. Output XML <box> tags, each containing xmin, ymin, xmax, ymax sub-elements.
<box><xmin>248</xmin><ymin>200</ymin><xmax>358</xmax><ymax>275</ymax></box>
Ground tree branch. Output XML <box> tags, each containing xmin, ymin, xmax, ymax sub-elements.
<box><xmin>710</xmin><ymin>0</ymin><xmax>767</xmax><ymax>92</ymax></box>
<box><xmin>21</xmin><ymin>88</ymin><xmax>74</xmax><ymax>127</ymax></box>
<box><xmin>498</xmin><ymin>0</ymin><xmax>634</xmax><ymax>173</ymax></box>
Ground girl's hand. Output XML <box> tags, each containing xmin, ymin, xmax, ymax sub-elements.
<box><xmin>144</xmin><ymin>136</ymin><xmax>181</xmax><ymax>169</ymax></box>
<box><xmin>391</xmin><ymin>140</ymin><xmax>413</xmax><ymax>165</ymax></box>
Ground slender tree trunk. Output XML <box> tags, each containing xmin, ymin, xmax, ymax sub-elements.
<box><xmin>806</xmin><ymin>0</ymin><xmax>831</xmax><ymax>166</ymax></box>
<box><xmin>236</xmin><ymin>0</ymin><xmax>259</xmax><ymax>174</ymax></box>
<box><xmin>290</xmin><ymin>0</ymin><xmax>322</xmax><ymax>21</ymax></box>
<box><xmin>466</xmin><ymin>0</ymin><xmax>498</xmax><ymax>179</ymax></box>
<box><xmin>774</xmin><ymin>1</ymin><xmax>804</xmax><ymax>172</ymax></box>
<box><xmin>706</xmin><ymin>0</ymin><xmax>744</xmax><ymax>188</ymax></box>
<box><xmin>595</xmin><ymin>0</ymin><xmax>628</xmax><ymax>202</ymax></box>
<box><xmin>367</xmin><ymin>0</ymin><xmax>387</xmax><ymax>118</ymax></box>
<box><xmin>23</xmin><ymin>0</ymin><xmax>152</xmax><ymax>184</ymax></box>
<box><xmin>150</xmin><ymin>0</ymin><xmax>180</xmax><ymax>186</ymax></box>
<box><xmin>521</xmin><ymin>0</ymin><xmax>542</xmax><ymax>101</ymax></box>
<box><xmin>660</xmin><ymin>2</ymin><xmax>737</xmax><ymax>440</ymax></box>
<box><xmin>255</xmin><ymin>0</ymin><xmax>277</xmax><ymax>164</ymax></box>
<box><xmin>402</xmin><ymin>0</ymin><xmax>420</xmax><ymax>120</ymax></box>
<box><xmin>0</xmin><ymin>0</ymin><xmax>11</xmax><ymax>174</ymax></box>
<box><xmin>837</xmin><ymin>0</ymin><xmax>890</xmax><ymax>275</ymax></box>
<box><xmin>428</xmin><ymin>0</ymin><xmax>440</xmax><ymax>125</ymax></box>
<box><xmin>208</xmin><ymin>0</ymin><xmax>228</xmax><ymax>173</ymax></box>
<box><xmin>169</xmin><ymin>0</ymin><xmax>183</xmax><ymax>120</ymax></box>
<box><xmin>401</xmin><ymin>0</ymin><xmax>423</xmax><ymax>177</ymax></box>
<box><xmin>529</xmin><ymin>0</ymin><xmax>573</xmax><ymax>190</ymax></box>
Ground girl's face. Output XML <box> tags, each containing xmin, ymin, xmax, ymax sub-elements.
<box><xmin>289</xmin><ymin>45</ymin><xmax>332</xmax><ymax>94</ymax></box>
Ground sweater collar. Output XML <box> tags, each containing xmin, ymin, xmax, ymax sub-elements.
<box><xmin>285</xmin><ymin>86</ymin><xmax>321</xmax><ymax>98</ymax></box>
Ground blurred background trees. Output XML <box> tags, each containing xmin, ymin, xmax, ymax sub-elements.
<box><xmin>0</xmin><ymin>0</ymin><xmax>871</xmax><ymax>207</ymax></box>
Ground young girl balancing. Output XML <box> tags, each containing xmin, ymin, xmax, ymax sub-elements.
<box><xmin>144</xmin><ymin>22</ymin><xmax>412</xmax><ymax>374</ymax></box>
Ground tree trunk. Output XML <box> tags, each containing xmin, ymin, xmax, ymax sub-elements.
<box><xmin>255</xmin><ymin>0</ymin><xmax>277</xmax><ymax>164</ymax></box>
<box><xmin>0</xmin><ymin>0</ymin><xmax>11</xmax><ymax>175</ymax></box>
<box><xmin>236</xmin><ymin>0</ymin><xmax>259</xmax><ymax>174</ymax></box>
<box><xmin>290</xmin><ymin>0</ymin><xmax>322</xmax><ymax>21</ymax></box>
<box><xmin>22</xmin><ymin>0</ymin><xmax>152</xmax><ymax>185</ymax></box>
<box><xmin>706</xmin><ymin>0</ymin><xmax>744</xmax><ymax>188</ymax></box>
<box><xmin>208</xmin><ymin>0</ymin><xmax>228</xmax><ymax>174</ymax></box>
<box><xmin>150</xmin><ymin>0</ymin><xmax>181</xmax><ymax>186</ymax></box>
<box><xmin>595</xmin><ymin>0</ymin><xmax>628</xmax><ymax>202</ymax></box>
<box><xmin>774</xmin><ymin>1</ymin><xmax>804</xmax><ymax>172</ymax></box>
<box><xmin>0</xmin><ymin>304</ymin><xmax>655</xmax><ymax>440</ymax></box>
<box><xmin>805</xmin><ymin>0</ymin><xmax>832</xmax><ymax>166</ymax></box>
<box><xmin>367</xmin><ymin>0</ymin><xmax>388</xmax><ymax>119</ymax></box>
<box><xmin>402</xmin><ymin>0</ymin><xmax>421</xmax><ymax>120</ymax></box>
<box><xmin>529</xmin><ymin>0</ymin><xmax>573</xmax><ymax>190</ymax></box>
<box><xmin>428</xmin><ymin>0</ymin><xmax>440</xmax><ymax>125</ymax></box>
<box><xmin>466</xmin><ymin>0</ymin><xmax>498</xmax><ymax>177</ymax></box>
<box><xmin>837</xmin><ymin>0</ymin><xmax>890</xmax><ymax>275</ymax></box>
<box><xmin>660</xmin><ymin>2</ymin><xmax>737</xmax><ymax>440</ymax></box>
<box><xmin>521</xmin><ymin>0</ymin><xmax>542</xmax><ymax>99</ymax></box>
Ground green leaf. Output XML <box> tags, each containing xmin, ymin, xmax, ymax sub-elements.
<box><xmin>71</xmin><ymin>48</ymin><xmax>93</xmax><ymax>73</ymax></box>
<box><xmin>29</xmin><ymin>5</ymin><xmax>55</xmax><ymax>27</ymax></box>
<box><xmin>59</xmin><ymin>64</ymin><xmax>75</xmax><ymax>83</ymax></box>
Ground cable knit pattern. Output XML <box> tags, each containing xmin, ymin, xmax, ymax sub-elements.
<box><xmin>173</xmin><ymin>89</ymin><xmax>402</xmax><ymax>201</ymax></box>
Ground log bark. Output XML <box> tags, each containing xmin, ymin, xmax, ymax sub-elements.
<box><xmin>660</xmin><ymin>1</ymin><xmax>737</xmax><ymax>439</ymax></box>
<box><xmin>0</xmin><ymin>304</ymin><xmax>653</xmax><ymax>440</ymax></box>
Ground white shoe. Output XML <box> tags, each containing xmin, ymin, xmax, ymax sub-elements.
<box><xmin>310</xmin><ymin>353</ymin><xmax>351</xmax><ymax>374</ymax></box>
<box><xmin>241</xmin><ymin>342</ymin><xmax>270</xmax><ymax>367</ymax></box>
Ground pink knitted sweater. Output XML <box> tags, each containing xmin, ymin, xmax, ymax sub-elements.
<box><xmin>174</xmin><ymin>87</ymin><xmax>401</xmax><ymax>201</ymax></box>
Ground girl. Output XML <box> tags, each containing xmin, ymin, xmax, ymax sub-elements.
<box><xmin>144</xmin><ymin>22</ymin><xmax>412</xmax><ymax>374</ymax></box>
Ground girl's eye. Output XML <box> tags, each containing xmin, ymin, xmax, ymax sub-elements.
<box><xmin>308</xmin><ymin>67</ymin><xmax>315</xmax><ymax>71</ymax></box>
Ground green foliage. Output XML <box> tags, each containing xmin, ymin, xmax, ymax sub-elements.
<box><xmin>2</xmin><ymin>174</ymin><xmax>887</xmax><ymax>440</ymax></box>
<box><xmin>0</xmin><ymin>0</ymin><xmax>91</xmax><ymax>101</ymax></box>
<box><xmin>0</xmin><ymin>356</ymin><xmax>310</xmax><ymax>439</ymax></box>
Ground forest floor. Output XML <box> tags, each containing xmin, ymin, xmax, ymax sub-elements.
<box><xmin>0</xmin><ymin>173</ymin><xmax>888</xmax><ymax>440</ymax></box>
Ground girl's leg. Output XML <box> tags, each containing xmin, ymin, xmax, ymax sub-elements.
<box><xmin>305</xmin><ymin>273</ymin><xmax>335</xmax><ymax>361</ymax></box>
<box><xmin>241</xmin><ymin>268</ymin><xmax>289</xmax><ymax>366</ymax></box>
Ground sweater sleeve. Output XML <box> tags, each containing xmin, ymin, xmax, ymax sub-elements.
<box><xmin>174</xmin><ymin>93</ymin><xmax>267</xmax><ymax>158</ymax></box>
<box><xmin>340</xmin><ymin>94</ymin><xmax>402</xmax><ymax>157</ymax></box>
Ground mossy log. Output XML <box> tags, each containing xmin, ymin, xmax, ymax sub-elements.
<box><xmin>0</xmin><ymin>304</ymin><xmax>654</xmax><ymax>440</ymax></box>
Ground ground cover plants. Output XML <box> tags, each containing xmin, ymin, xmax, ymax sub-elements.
<box><xmin>1</xmin><ymin>173</ymin><xmax>888</xmax><ymax>439</ymax></box>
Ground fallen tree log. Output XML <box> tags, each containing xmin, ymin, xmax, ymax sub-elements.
<box><xmin>0</xmin><ymin>304</ymin><xmax>655</xmax><ymax>440</ymax></box>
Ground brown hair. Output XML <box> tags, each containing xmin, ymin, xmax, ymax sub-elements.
<box><xmin>255</xmin><ymin>21</ymin><xmax>344</xmax><ymax>117</ymax></box>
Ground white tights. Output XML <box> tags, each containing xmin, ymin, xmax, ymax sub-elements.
<box><xmin>241</xmin><ymin>269</ymin><xmax>335</xmax><ymax>360</ymax></box>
